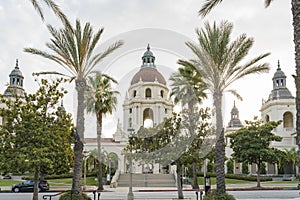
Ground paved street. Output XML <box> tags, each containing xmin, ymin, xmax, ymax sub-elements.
<box><xmin>0</xmin><ymin>189</ymin><xmax>300</xmax><ymax>200</ymax></box>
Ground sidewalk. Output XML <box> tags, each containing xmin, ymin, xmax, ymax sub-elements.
<box><xmin>1</xmin><ymin>182</ymin><xmax>298</xmax><ymax>193</ymax></box>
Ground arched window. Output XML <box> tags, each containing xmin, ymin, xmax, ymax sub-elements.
<box><xmin>265</xmin><ymin>115</ymin><xmax>270</xmax><ymax>122</ymax></box>
<box><xmin>143</xmin><ymin>108</ymin><xmax>154</xmax><ymax>128</ymax></box>
<box><xmin>283</xmin><ymin>112</ymin><xmax>293</xmax><ymax>128</ymax></box>
<box><xmin>145</xmin><ymin>88</ymin><xmax>151</xmax><ymax>98</ymax></box>
<box><xmin>133</xmin><ymin>90</ymin><xmax>137</xmax><ymax>97</ymax></box>
<box><xmin>160</xmin><ymin>90</ymin><xmax>164</xmax><ymax>98</ymax></box>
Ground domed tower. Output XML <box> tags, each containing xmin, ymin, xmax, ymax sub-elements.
<box><xmin>269</xmin><ymin>60</ymin><xmax>293</xmax><ymax>101</ymax></box>
<box><xmin>260</xmin><ymin>60</ymin><xmax>296</xmax><ymax>174</ymax></box>
<box><xmin>225</xmin><ymin>102</ymin><xmax>243</xmax><ymax>174</ymax></box>
<box><xmin>4</xmin><ymin>59</ymin><xmax>25</xmax><ymax>98</ymax></box>
<box><xmin>228</xmin><ymin>101</ymin><xmax>243</xmax><ymax>128</ymax></box>
<box><xmin>123</xmin><ymin>44</ymin><xmax>173</xmax><ymax>134</ymax></box>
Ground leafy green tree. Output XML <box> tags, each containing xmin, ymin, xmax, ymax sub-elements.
<box><xmin>242</xmin><ymin>161</ymin><xmax>249</xmax><ymax>174</ymax></box>
<box><xmin>226</xmin><ymin>159</ymin><xmax>234</xmax><ymax>174</ymax></box>
<box><xmin>170</xmin><ymin>63</ymin><xmax>208</xmax><ymax>189</ymax></box>
<box><xmin>0</xmin><ymin>78</ymin><xmax>74</xmax><ymax>200</ymax></box>
<box><xmin>84</xmin><ymin>72</ymin><xmax>119</xmax><ymax>190</ymax></box>
<box><xmin>24</xmin><ymin>11</ymin><xmax>123</xmax><ymax>196</ymax></box>
<box><xmin>199</xmin><ymin>0</ymin><xmax>300</xmax><ymax>183</ymax></box>
<box><xmin>179</xmin><ymin>108</ymin><xmax>213</xmax><ymax>189</ymax></box>
<box><xmin>228</xmin><ymin>117</ymin><xmax>282</xmax><ymax>187</ymax></box>
<box><xmin>127</xmin><ymin>113</ymin><xmax>185</xmax><ymax>199</ymax></box>
<box><xmin>178</xmin><ymin>21</ymin><xmax>270</xmax><ymax>192</ymax></box>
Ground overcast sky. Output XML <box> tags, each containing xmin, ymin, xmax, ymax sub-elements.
<box><xmin>0</xmin><ymin>0</ymin><xmax>294</xmax><ymax>137</ymax></box>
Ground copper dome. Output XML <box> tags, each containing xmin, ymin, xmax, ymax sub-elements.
<box><xmin>131</xmin><ymin>67</ymin><xmax>166</xmax><ymax>85</ymax></box>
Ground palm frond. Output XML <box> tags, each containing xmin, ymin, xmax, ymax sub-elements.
<box><xmin>85</xmin><ymin>40</ymin><xmax>124</xmax><ymax>77</ymax></box>
<box><xmin>199</xmin><ymin>0</ymin><xmax>223</xmax><ymax>17</ymax></box>
<box><xmin>32</xmin><ymin>71</ymin><xmax>72</xmax><ymax>78</ymax></box>
<box><xmin>226</xmin><ymin>90</ymin><xmax>243</xmax><ymax>101</ymax></box>
<box><xmin>30</xmin><ymin>0</ymin><xmax>44</xmax><ymax>20</ymax></box>
<box><xmin>264</xmin><ymin>0</ymin><xmax>274</xmax><ymax>7</ymax></box>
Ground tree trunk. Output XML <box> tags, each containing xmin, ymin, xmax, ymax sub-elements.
<box><xmin>213</xmin><ymin>91</ymin><xmax>226</xmax><ymax>192</ymax></box>
<box><xmin>188</xmin><ymin>95</ymin><xmax>199</xmax><ymax>190</ymax></box>
<box><xmin>176</xmin><ymin>160</ymin><xmax>184</xmax><ymax>199</ymax></box>
<box><xmin>292</xmin><ymin>0</ymin><xmax>300</xmax><ymax>180</ymax></box>
<box><xmin>32</xmin><ymin>168</ymin><xmax>39</xmax><ymax>200</ymax></box>
<box><xmin>72</xmin><ymin>79</ymin><xmax>86</xmax><ymax>199</ymax></box>
<box><xmin>256</xmin><ymin>162</ymin><xmax>261</xmax><ymax>188</ymax></box>
<box><xmin>192</xmin><ymin>162</ymin><xmax>199</xmax><ymax>189</ymax></box>
<box><xmin>96</xmin><ymin>113</ymin><xmax>104</xmax><ymax>190</ymax></box>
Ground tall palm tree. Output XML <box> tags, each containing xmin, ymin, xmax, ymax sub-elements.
<box><xmin>199</xmin><ymin>0</ymin><xmax>300</xmax><ymax>185</ymax></box>
<box><xmin>178</xmin><ymin>21</ymin><xmax>270</xmax><ymax>192</ymax></box>
<box><xmin>170</xmin><ymin>64</ymin><xmax>207</xmax><ymax>190</ymax></box>
<box><xmin>24</xmin><ymin>17</ymin><xmax>123</xmax><ymax>197</ymax></box>
<box><xmin>85</xmin><ymin>72</ymin><xmax>119</xmax><ymax>190</ymax></box>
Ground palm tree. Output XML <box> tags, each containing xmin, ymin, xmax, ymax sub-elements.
<box><xmin>170</xmin><ymin>64</ymin><xmax>207</xmax><ymax>190</ymax></box>
<box><xmin>178</xmin><ymin>21</ymin><xmax>270</xmax><ymax>192</ymax></box>
<box><xmin>199</xmin><ymin>0</ymin><xmax>300</xmax><ymax>185</ymax></box>
<box><xmin>85</xmin><ymin>72</ymin><xmax>119</xmax><ymax>190</ymax></box>
<box><xmin>284</xmin><ymin>148</ymin><xmax>297</xmax><ymax>174</ymax></box>
<box><xmin>24</xmin><ymin>17</ymin><xmax>123</xmax><ymax>197</ymax></box>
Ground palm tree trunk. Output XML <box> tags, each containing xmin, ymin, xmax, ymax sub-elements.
<box><xmin>292</xmin><ymin>0</ymin><xmax>300</xmax><ymax>179</ymax></box>
<box><xmin>176</xmin><ymin>159</ymin><xmax>184</xmax><ymax>199</ymax></box>
<box><xmin>72</xmin><ymin>79</ymin><xmax>86</xmax><ymax>198</ymax></box>
<box><xmin>257</xmin><ymin>162</ymin><xmax>261</xmax><ymax>188</ymax></box>
<box><xmin>213</xmin><ymin>91</ymin><xmax>226</xmax><ymax>192</ymax></box>
<box><xmin>187</xmin><ymin>95</ymin><xmax>199</xmax><ymax>189</ymax></box>
<box><xmin>97</xmin><ymin>113</ymin><xmax>104</xmax><ymax>190</ymax></box>
<box><xmin>32</xmin><ymin>168</ymin><xmax>39</xmax><ymax>200</ymax></box>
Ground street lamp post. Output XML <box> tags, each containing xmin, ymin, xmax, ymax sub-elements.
<box><xmin>127</xmin><ymin>128</ymin><xmax>135</xmax><ymax>200</ymax></box>
<box><xmin>84</xmin><ymin>156</ymin><xmax>87</xmax><ymax>190</ymax></box>
<box><xmin>83</xmin><ymin>151</ymin><xmax>89</xmax><ymax>191</ymax></box>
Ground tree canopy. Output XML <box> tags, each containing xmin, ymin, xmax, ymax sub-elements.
<box><xmin>228</xmin><ymin>117</ymin><xmax>282</xmax><ymax>187</ymax></box>
<box><xmin>0</xmin><ymin>78</ymin><xmax>74</xmax><ymax>199</ymax></box>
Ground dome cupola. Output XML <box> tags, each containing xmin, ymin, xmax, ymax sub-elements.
<box><xmin>142</xmin><ymin>44</ymin><xmax>155</xmax><ymax>67</ymax></box>
<box><xmin>4</xmin><ymin>59</ymin><xmax>25</xmax><ymax>98</ymax></box>
<box><xmin>130</xmin><ymin>44</ymin><xmax>166</xmax><ymax>85</ymax></box>
<box><xmin>268</xmin><ymin>60</ymin><xmax>293</xmax><ymax>100</ymax></box>
<box><xmin>228</xmin><ymin>101</ymin><xmax>243</xmax><ymax>128</ymax></box>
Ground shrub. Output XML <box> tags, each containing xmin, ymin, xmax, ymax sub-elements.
<box><xmin>226</xmin><ymin>159</ymin><xmax>234</xmax><ymax>174</ymax></box>
<box><xmin>242</xmin><ymin>162</ymin><xmax>249</xmax><ymax>174</ymax></box>
<box><xmin>203</xmin><ymin>190</ymin><xmax>236</xmax><ymax>200</ymax></box>
<box><xmin>59</xmin><ymin>191</ymin><xmax>91</xmax><ymax>200</ymax></box>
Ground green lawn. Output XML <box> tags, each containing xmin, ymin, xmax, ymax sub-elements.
<box><xmin>0</xmin><ymin>180</ymin><xmax>21</xmax><ymax>186</ymax></box>
<box><xmin>263</xmin><ymin>180</ymin><xmax>298</xmax><ymax>185</ymax></box>
<box><xmin>196</xmin><ymin>177</ymin><xmax>252</xmax><ymax>185</ymax></box>
<box><xmin>48</xmin><ymin>177</ymin><xmax>98</xmax><ymax>186</ymax></box>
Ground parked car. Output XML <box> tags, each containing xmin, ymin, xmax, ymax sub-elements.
<box><xmin>3</xmin><ymin>173</ymin><xmax>12</xmax><ymax>179</ymax></box>
<box><xmin>12</xmin><ymin>180</ymin><xmax>49</xmax><ymax>192</ymax></box>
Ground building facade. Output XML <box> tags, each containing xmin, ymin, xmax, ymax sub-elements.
<box><xmin>85</xmin><ymin>45</ymin><xmax>173</xmax><ymax>174</ymax></box>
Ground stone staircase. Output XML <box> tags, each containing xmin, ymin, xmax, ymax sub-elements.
<box><xmin>117</xmin><ymin>173</ymin><xmax>176</xmax><ymax>187</ymax></box>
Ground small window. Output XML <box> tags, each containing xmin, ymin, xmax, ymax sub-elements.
<box><xmin>129</xmin><ymin>108</ymin><xmax>132</xmax><ymax>114</ymax></box>
<box><xmin>133</xmin><ymin>90</ymin><xmax>137</xmax><ymax>97</ymax></box>
<box><xmin>145</xmin><ymin>88</ymin><xmax>151</xmax><ymax>98</ymax></box>
<box><xmin>160</xmin><ymin>90</ymin><xmax>164</xmax><ymax>98</ymax></box>
<box><xmin>129</xmin><ymin>118</ymin><xmax>132</xmax><ymax>128</ymax></box>
<box><xmin>165</xmin><ymin>108</ymin><xmax>167</xmax><ymax>114</ymax></box>
<box><xmin>265</xmin><ymin>115</ymin><xmax>270</xmax><ymax>122</ymax></box>
<box><xmin>283</xmin><ymin>112</ymin><xmax>293</xmax><ymax>128</ymax></box>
